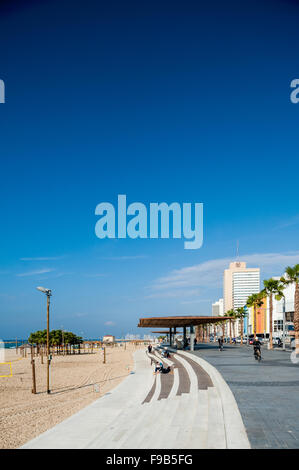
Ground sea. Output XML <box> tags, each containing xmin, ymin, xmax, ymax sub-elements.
<box><xmin>2</xmin><ymin>340</ymin><xmax>28</xmax><ymax>349</ymax></box>
<box><xmin>1</xmin><ymin>338</ymin><xmax>134</xmax><ymax>349</ymax></box>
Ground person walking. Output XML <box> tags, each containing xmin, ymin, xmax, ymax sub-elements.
<box><xmin>218</xmin><ymin>336</ymin><xmax>223</xmax><ymax>351</ymax></box>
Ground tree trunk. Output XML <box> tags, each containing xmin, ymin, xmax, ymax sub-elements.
<box><xmin>214</xmin><ymin>325</ymin><xmax>216</xmax><ymax>341</ymax></box>
<box><xmin>241</xmin><ymin>318</ymin><xmax>243</xmax><ymax>345</ymax></box>
<box><xmin>254</xmin><ymin>305</ymin><xmax>257</xmax><ymax>337</ymax></box>
<box><xmin>295</xmin><ymin>282</ymin><xmax>299</xmax><ymax>354</ymax></box>
<box><xmin>229</xmin><ymin>320</ymin><xmax>232</xmax><ymax>343</ymax></box>
<box><xmin>269</xmin><ymin>294</ymin><xmax>273</xmax><ymax>349</ymax></box>
<box><xmin>199</xmin><ymin>325</ymin><xmax>203</xmax><ymax>342</ymax></box>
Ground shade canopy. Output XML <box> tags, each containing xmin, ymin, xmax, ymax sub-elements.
<box><xmin>151</xmin><ymin>330</ymin><xmax>182</xmax><ymax>334</ymax></box>
<box><xmin>138</xmin><ymin>316</ymin><xmax>230</xmax><ymax>328</ymax></box>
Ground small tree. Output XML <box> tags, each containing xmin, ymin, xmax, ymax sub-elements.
<box><xmin>28</xmin><ymin>329</ymin><xmax>83</xmax><ymax>355</ymax></box>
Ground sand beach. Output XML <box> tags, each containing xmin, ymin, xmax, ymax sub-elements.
<box><xmin>0</xmin><ymin>343</ymin><xmax>141</xmax><ymax>448</ymax></box>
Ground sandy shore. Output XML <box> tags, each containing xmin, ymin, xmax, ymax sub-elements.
<box><xmin>0</xmin><ymin>343</ymin><xmax>143</xmax><ymax>449</ymax></box>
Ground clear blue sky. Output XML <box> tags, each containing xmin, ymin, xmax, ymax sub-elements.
<box><xmin>1</xmin><ymin>0</ymin><xmax>299</xmax><ymax>339</ymax></box>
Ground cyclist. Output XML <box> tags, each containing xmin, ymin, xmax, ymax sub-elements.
<box><xmin>253</xmin><ymin>337</ymin><xmax>262</xmax><ymax>360</ymax></box>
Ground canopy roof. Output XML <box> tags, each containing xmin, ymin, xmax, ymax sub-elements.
<box><xmin>138</xmin><ymin>316</ymin><xmax>230</xmax><ymax>328</ymax></box>
<box><xmin>151</xmin><ymin>330</ymin><xmax>182</xmax><ymax>334</ymax></box>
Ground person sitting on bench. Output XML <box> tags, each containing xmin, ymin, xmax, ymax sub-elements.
<box><xmin>154</xmin><ymin>362</ymin><xmax>163</xmax><ymax>373</ymax></box>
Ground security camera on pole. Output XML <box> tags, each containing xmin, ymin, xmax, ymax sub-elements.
<box><xmin>36</xmin><ymin>286</ymin><xmax>52</xmax><ymax>394</ymax></box>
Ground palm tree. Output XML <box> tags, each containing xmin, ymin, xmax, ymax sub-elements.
<box><xmin>261</xmin><ymin>278</ymin><xmax>285</xmax><ymax>350</ymax></box>
<box><xmin>246</xmin><ymin>293</ymin><xmax>264</xmax><ymax>338</ymax></box>
<box><xmin>231</xmin><ymin>310</ymin><xmax>238</xmax><ymax>339</ymax></box>
<box><xmin>281</xmin><ymin>264</ymin><xmax>299</xmax><ymax>353</ymax></box>
<box><xmin>236</xmin><ymin>307</ymin><xmax>247</xmax><ymax>345</ymax></box>
<box><xmin>226</xmin><ymin>309</ymin><xmax>236</xmax><ymax>343</ymax></box>
<box><xmin>221</xmin><ymin>321</ymin><xmax>225</xmax><ymax>339</ymax></box>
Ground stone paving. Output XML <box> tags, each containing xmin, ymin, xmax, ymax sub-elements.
<box><xmin>191</xmin><ymin>343</ymin><xmax>299</xmax><ymax>449</ymax></box>
<box><xmin>22</xmin><ymin>349</ymin><xmax>247</xmax><ymax>449</ymax></box>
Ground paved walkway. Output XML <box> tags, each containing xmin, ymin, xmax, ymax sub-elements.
<box><xmin>21</xmin><ymin>347</ymin><xmax>249</xmax><ymax>449</ymax></box>
<box><xmin>191</xmin><ymin>343</ymin><xmax>299</xmax><ymax>449</ymax></box>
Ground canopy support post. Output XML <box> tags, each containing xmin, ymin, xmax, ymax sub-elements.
<box><xmin>190</xmin><ymin>325</ymin><xmax>195</xmax><ymax>351</ymax></box>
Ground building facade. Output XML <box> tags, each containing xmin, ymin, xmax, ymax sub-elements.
<box><xmin>247</xmin><ymin>276</ymin><xmax>295</xmax><ymax>336</ymax></box>
<box><xmin>224</xmin><ymin>262</ymin><xmax>260</xmax><ymax>312</ymax></box>
<box><xmin>212</xmin><ymin>298</ymin><xmax>224</xmax><ymax>316</ymax></box>
<box><xmin>223</xmin><ymin>261</ymin><xmax>260</xmax><ymax>336</ymax></box>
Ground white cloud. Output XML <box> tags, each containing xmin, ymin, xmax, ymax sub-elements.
<box><xmin>51</xmin><ymin>272</ymin><xmax>73</xmax><ymax>278</ymax></box>
<box><xmin>180</xmin><ymin>299</ymin><xmax>211</xmax><ymax>305</ymax></box>
<box><xmin>20</xmin><ymin>256</ymin><xmax>63</xmax><ymax>261</ymax></box>
<box><xmin>104</xmin><ymin>321</ymin><xmax>116</xmax><ymax>326</ymax></box>
<box><xmin>275</xmin><ymin>215</ymin><xmax>299</xmax><ymax>230</ymax></box>
<box><xmin>17</xmin><ymin>268</ymin><xmax>55</xmax><ymax>277</ymax></box>
<box><xmin>150</xmin><ymin>251</ymin><xmax>299</xmax><ymax>294</ymax></box>
<box><xmin>145</xmin><ymin>288</ymin><xmax>201</xmax><ymax>300</ymax></box>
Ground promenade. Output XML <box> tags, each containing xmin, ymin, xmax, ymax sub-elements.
<box><xmin>21</xmin><ymin>348</ymin><xmax>249</xmax><ymax>449</ymax></box>
<box><xmin>191</xmin><ymin>343</ymin><xmax>299</xmax><ymax>449</ymax></box>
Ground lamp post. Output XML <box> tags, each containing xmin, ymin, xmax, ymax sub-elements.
<box><xmin>37</xmin><ymin>286</ymin><xmax>52</xmax><ymax>394</ymax></box>
<box><xmin>282</xmin><ymin>296</ymin><xmax>286</xmax><ymax>351</ymax></box>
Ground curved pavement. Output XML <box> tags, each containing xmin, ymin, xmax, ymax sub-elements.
<box><xmin>20</xmin><ymin>347</ymin><xmax>250</xmax><ymax>449</ymax></box>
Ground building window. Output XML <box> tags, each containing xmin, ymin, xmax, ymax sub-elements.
<box><xmin>274</xmin><ymin>320</ymin><xmax>283</xmax><ymax>332</ymax></box>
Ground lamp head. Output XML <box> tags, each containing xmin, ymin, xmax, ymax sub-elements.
<box><xmin>36</xmin><ymin>286</ymin><xmax>52</xmax><ymax>296</ymax></box>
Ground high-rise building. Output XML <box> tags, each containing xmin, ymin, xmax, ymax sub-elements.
<box><xmin>212</xmin><ymin>298</ymin><xmax>224</xmax><ymax>316</ymax></box>
<box><xmin>223</xmin><ymin>261</ymin><xmax>260</xmax><ymax>313</ymax></box>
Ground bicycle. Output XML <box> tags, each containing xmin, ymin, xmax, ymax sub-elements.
<box><xmin>254</xmin><ymin>347</ymin><xmax>262</xmax><ymax>362</ymax></box>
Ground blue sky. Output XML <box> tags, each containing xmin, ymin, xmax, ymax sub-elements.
<box><xmin>1</xmin><ymin>0</ymin><xmax>299</xmax><ymax>339</ymax></box>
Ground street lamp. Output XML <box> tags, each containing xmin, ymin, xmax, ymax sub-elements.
<box><xmin>36</xmin><ymin>286</ymin><xmax>52</xmax><ymax>394</ymax></box>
